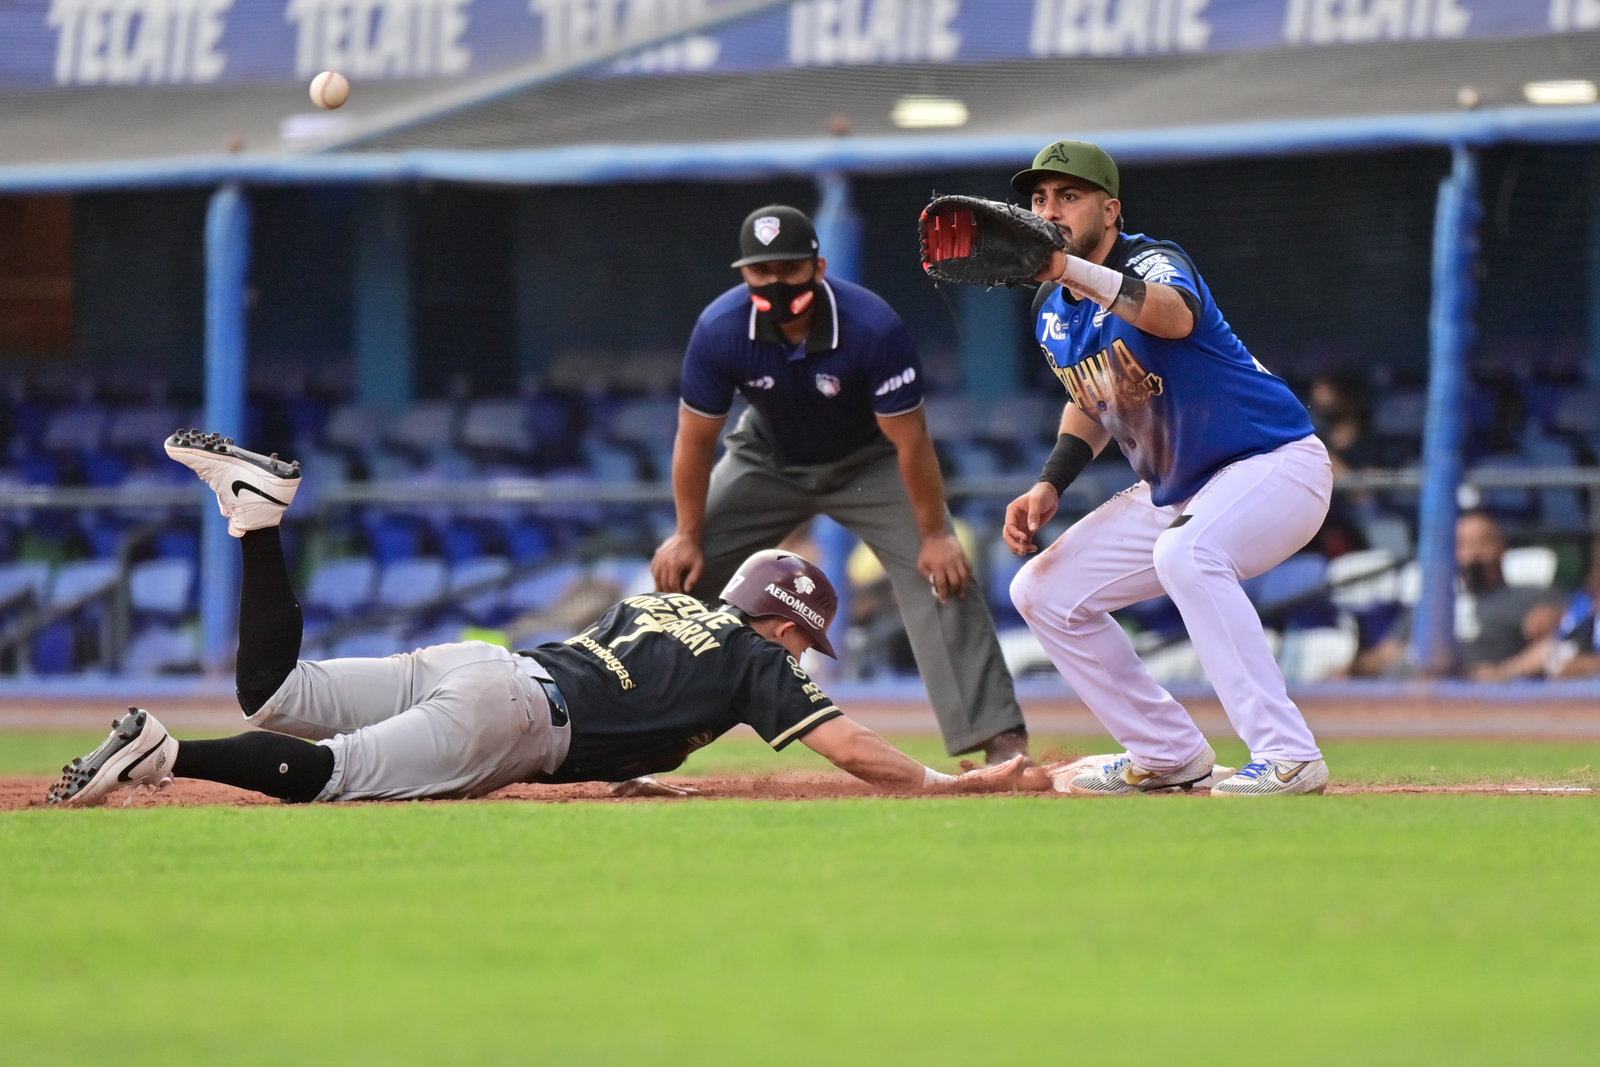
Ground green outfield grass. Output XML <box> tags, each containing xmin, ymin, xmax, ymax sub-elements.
<box><xmin>3</xmin><ymin>734</ymin><xmax>1598</xmax><ymax>1065</ymax></box>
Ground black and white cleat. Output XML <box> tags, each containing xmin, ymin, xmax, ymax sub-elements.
<box><xmin>48</xmin><ymin>708</ymin><xmax>179</xmax><ymax>807</ymax></box>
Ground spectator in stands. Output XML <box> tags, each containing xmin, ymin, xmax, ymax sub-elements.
<box><xmin>1488</xmin><ymin>534</ymin><xmax>1600</xmax><ymax>681</ymax></box>
<box><xmin>1309</xmin><ymin>369</ymin><xmax>1379</xmax><ymax>476</ymax></box>
<box><xmin>1307</xmin><ymin>369</ymin><xmax>1379</xmax><ymax>559</ymax></box>
<box><xmin>1347</xmin><ymin>510</ymin><xmax>1565</xmax><ymax>679</ymax></box>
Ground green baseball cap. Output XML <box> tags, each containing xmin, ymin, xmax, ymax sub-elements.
<box><xmin>1011</xmin><ymin>140</ymin><xmax>1120</xmax><ymax>198</ymax></box>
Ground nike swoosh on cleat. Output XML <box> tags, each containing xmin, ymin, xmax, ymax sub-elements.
<box><xmin>115</xmin><ymin>738</ymin><xmax>166</xmax><ymax>783</ymax></box>
<box><xmin>231</xmin><ymin>480</ymin><xmax>289</xmax><ymax>506</ymax></box>
<box><xmin>1274</xmin><ymin>762</ymin><xmax>1307</xmax><ymax>784</ymax></box>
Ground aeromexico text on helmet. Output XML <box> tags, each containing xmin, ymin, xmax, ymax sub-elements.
<box><xmin>765</xmin><ymin>583</ymin><xmax>827</xmax><ymax>629</ymax></box>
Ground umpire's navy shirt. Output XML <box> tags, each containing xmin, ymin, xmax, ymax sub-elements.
<box><xmin>680</xmin><ymin>276</ymin><xmax>924</xmax><ymax>466</ymax></box>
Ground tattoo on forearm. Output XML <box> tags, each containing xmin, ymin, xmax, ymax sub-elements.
<box><xmin>1112</xmin><ymin>275</ymin><xmax>1146</xmax><ymax>318</ymax></box>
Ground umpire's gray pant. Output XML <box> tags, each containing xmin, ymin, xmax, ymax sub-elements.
<box><xmin>249</xmin><ymin>642</ymin><xmax>571</xmax><ymax>801</ymax></box>
<box><xmin>696</xmin><ymin>414</ymin><xmax>1023</xmax><ymax>755</ymax></box>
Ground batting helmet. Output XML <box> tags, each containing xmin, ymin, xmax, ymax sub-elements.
<box><xmin>719</xmin><ymin>549</ymin><xmax>839</xmax><ymax>658</ymax></box>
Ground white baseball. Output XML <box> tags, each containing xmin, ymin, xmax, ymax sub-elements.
<box><xmin>310</xmin><ymin>71</ymin><xmax>350</xmax><ymax>110</ymax></box>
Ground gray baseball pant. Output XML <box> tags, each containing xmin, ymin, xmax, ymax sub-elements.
<box><xmin>695</xmin><ymin>414</ymin><xmax>1023</xmax><ymax>755</ymax></box>
<box><xmin>248</xmin><ymin>641</ymin><xmax>571</xmax><ymax>801</ymax></box>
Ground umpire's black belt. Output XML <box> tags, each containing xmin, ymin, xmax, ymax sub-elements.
<box><xmin>514</xmin><ymin>653</ymin><xmax>570</xmax><ymax>729</ymax></box>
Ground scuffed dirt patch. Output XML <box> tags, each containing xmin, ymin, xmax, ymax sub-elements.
<box><xmin>4</xmin><ymin>772</ymin><xmax>1592</xmax><ymax>811</ymax></box>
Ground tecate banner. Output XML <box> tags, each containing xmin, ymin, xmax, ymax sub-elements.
<box><xmin>0</xmin><ymin>0</ymin><xmax>1591</xmax><ymax>90</ymax></box>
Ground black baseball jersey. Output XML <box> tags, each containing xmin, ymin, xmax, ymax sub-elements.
<box><xmin>521</xmin><ymin>592</ymin><xmax>842</xmax><ymax>783</ymax></box>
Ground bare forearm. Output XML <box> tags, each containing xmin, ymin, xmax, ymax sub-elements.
<box><xmin>1112</xmin><ymin>278</ymin><xmax>1195</xmax><ymax>339</ymax></box>
<box><xmin>896</xmin><ymin>437</ymin><xmax>951</xmax><ymax>538</ymax></box>
<box><xmin>802</xmin><ymin>716</ymin><xmax>947</xmax><ymax>792</ymax></box>
<box><xmin>670</xmin><ymin>438</ymin><xmax>716</xmax><ymax>540</ymax></box>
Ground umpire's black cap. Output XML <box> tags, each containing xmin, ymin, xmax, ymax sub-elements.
<box><xmin>731</xmin><ymin>205</ymin><xmax>820</xmax><ymax>268</ymax></box>
<box><xmin>719</xmin><ymin>549</ymin><xmax>838</xmax><ymax>657</ymax></box>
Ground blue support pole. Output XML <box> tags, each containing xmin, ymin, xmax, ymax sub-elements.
<box><xmin>1589</xmin><ymin>148</ymin><xmax>1600</xmax><ymax>386</ymax></box>
<box><xmin>811</xmin><ymin>173</ymin><xmax>862</xmax><ymax>675</ymax></box>
<box><xmin>201</xmin><ymin>183</ymin><xmax>251</xmax><ymax>672</ymax></box>
<box><xmin>1410</xmin><ymin>145</ymin><xmax>1480</xmax><ymax>675</ymax></box>
<box><xmin>813</xmin><ymin>171</ymin><xmax>861</xmax><ymax>283</ymax></box>
<box><xmin>353</xmin><ymin>187</ymin><xmax>413</xmax><ymax>408</ymax></box>
<box><xmin>958</xmin><ymin>286</ymin><xmax>1024</xmax><ymax>399</ymax></box>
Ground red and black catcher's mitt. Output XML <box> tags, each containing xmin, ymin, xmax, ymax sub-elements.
<box><xmin>918</xmin><ymin>194</ymin><xmax>1066</xmax><ymax>287</ymax></box>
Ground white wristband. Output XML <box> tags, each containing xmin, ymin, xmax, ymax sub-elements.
<box><xmin>1058</xmin><ymin>255</ymin><xmax>1123</xmax><ymax>307</ymax></box>
<box><xmin>922</xmin><ymin>766</ymin><xmax>957</xmax><ymax>788</ymax></box>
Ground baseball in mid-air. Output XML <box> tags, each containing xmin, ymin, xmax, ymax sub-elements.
<box><xmin>310</xmin><ymin>71</ymin><xmax>350</xmax><ymax>110</ymax></box>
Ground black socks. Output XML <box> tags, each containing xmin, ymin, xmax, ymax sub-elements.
<box><xmin>173</xmin><ymin>733</ymin><xmax>335</xmax><ymax>804</ymax></box>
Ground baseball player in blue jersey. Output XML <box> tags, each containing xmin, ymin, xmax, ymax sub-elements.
<box><xmin>1003</xmin><ymin>141</ymin><xmax>1334</xmax><ymax>796</ymax></box>
<box><xmin>47</xmin><ymin>432</ymin><xmax>1029</xmax><ymax>807</ymax></box>
<box><xmin>651</xmin><ymin>205</ymin><xmax>1028</xmax><ymax>764</ymax></box>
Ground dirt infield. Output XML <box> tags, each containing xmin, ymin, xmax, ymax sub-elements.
<box><xmin>4</xmin><ymin>771</ymin><xmax>1592</xmax><ymax>812</ymax></box>
<box><xmin>3</xmin><ymin>690</ymin><xmax>1599</xmax><ymax>737</ymax></box>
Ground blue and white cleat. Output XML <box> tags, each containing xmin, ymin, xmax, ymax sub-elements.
<box><xmin>1064</xmin><ymin>742</ymin><xmax>1216</xmax><ymax>796</ymax></box>
<box><xmin>47</xmin><ymin>708</ymin><xmax>178</xmax><ymax>807</ymax></box>
<box><xmin>1211</xmin><ymin>757</ymin><xmax>1329</xmax><ymax>796</ymax></box>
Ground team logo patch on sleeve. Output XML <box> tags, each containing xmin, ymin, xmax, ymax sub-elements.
<box><xmin>753</xmin><ymin>216</ymin><xmax>782</xmax><ymax>245</ymax></box>
<box><xmin>815</xmin><ymin>373</ymin><xmax>842</xmax><ymax>397</ymax></box>
<box><xmin>1127</xmin><ymin>249</ymin><xmax>1181</xmax><ymax>285</ymax></box>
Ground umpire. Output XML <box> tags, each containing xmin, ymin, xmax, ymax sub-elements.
<box><xmin>650</xmin><ymin>205</ymin><xmax>1028</xmax><ymax>763</ymax></box>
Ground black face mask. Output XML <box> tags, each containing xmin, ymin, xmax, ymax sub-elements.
<box><xmin>1461</xmin><ymin>561</ymin><xmax>1497</xmax><ymax>595</ymax></box>
<box><xmin>748</xmin><ymin>279</ymin><xmax>817</xmax><ymax>325</ymax></box>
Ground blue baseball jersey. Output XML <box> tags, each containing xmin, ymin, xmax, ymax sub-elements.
<box><xmin>680</xmin><ymin>277</ymin><xmax>924</xmax><ymax>466</ymax></box>
<box><xmin>1035</xmin><ymin>233</ymin><xmax>1314</xmax><ymax>506</ymax></box>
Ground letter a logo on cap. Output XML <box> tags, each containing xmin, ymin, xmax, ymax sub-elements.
<box><xmin>753</xmin><ymin>216</ymin><xmax>781</xmax><ymax>245</ymax></box>
<box><xmin>1041</xmin><ymin>144</ymin><xmax>1072</xmax><ymax>166</ymax></box>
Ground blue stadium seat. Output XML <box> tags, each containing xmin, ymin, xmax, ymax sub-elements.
<box><xmin>0</xmin><ymin>560</ymin><xmax>52</xmax><ymax>610</ymax></box>
<box><xmin>460</xmin><ymin>399</ymin><xmax>536</xmax><ymax>458</ymax></box>
<box><xmin>1243</xmin><ymin>553</ymin><xmax>1333</xmax><ymax>630</ymax></box>
<box><xmin>122</xmin><ymin>625</ymin><xmax>200</xmax><ymax>675</ymax></box>
<box><xmin>449</xmin><ymin>556</ymin><xmax>513</xmax><ymax>623</ymax></box>
<box><xmin>31</xmin><ymin>618</ymin><xmax>77</xmax><ymax>674</ymax></box>
<box><xmin>590</xmin><ymin>557</ymin><xmax>654</xmax><ymax>599</ymax></box>
<box><xmin>375</xmin><ymin>558</ymin><xmax>449</xmax><ymax>611</ymax></box>
<box><xmin>385</xmin><ymin>400</ymin><xmax>459</xmax><ymax>465</ymax></box>
<box><xmin>105</xmin><ymin>404</ymin><xmax>184</xmax><ymax>461</ymax></box>
<box><xmin>129</xmin><ymin>558</ymin><xmax>195</xmax><ymax>618</ymax></box>
<box><xmin>585</xmin><ymin>444</ymin><xmax>642</xmax><ymax>483</ymax></box>
<box><xmin>49</xmin><ymin>559</ymin><xmax>120</xmax><ymax>607</ymax></box>
<box><xmin>364</xmin><ymin>512</ymin><xmax>431</xmax><ymax>564</ymax></box>
<box><xmin>41</xmin><ymin>403</ymin><xmax>109</xmax><ymax>457</ymax></box>
<box><xmin>504</xmin><ymin>560</ymin><xmax>587</xmax><ymax>615</ymax></box>
<box><xmin>327</xmin><ymin>627</ymin><xmax>407</xmax><ymax>660</ymax></box>
<box><xmin>504</xmin><ymin>517</ymin><xmax>555</xmax><ymax>566</ymax></box>
<box><xmin>1468</xmin><ymin>454</ymin><xmax>1538</xmax><ymax>526</ymax></box>
<box><xmin>303</xmin><ymin>557</ymin><xmax>377</xmax><ymax>619</ymax></box>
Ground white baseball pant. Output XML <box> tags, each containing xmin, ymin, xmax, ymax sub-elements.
<box><xmin>1011</xmin><ymin>434</ymin><xmax>1332</xmax><ymax>769</ymax></box>
<box><xmin>249</xmin><ymin>641</ymin><xmax>571</xmax><ymax>801</ymax></box>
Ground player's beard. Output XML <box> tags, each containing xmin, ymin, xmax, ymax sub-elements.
<box><xmin>1060</xmin><ymin>217</ymin><xmax>1106</xmax><ymax>259</ymax></box>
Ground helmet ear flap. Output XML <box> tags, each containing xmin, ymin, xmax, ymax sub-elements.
<box><xmin>719</xmin><ymin>550</ymin><xmax>839</xmax><ymax>658</ymax></box>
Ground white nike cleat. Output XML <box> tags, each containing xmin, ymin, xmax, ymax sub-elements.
<box><xmin>47</xmin><ymin>708</ymin><xmax>179</xmax><ymax>807</ymax></box>
<box><xmin>164</xmin><ymin>429</ymin><xmax>300</xmax><ymax>537</ymax></box>
<box><xmin>1065</xmin><ymin>742</ymin><xmax>1216</xmax><ymax>796</ymax></box>
<box><xmin>1210</xmin><ymin>757</ymin><xmax>1330</xmax><ymax>796</ymax></box>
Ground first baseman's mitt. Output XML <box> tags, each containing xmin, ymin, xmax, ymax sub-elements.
<box><xmin>918</xmin><ymin>194</ymin><xmax>1065</xmax><ymax>287</ymax></box>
